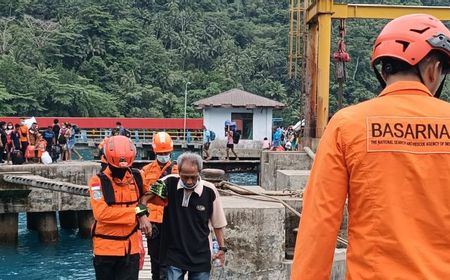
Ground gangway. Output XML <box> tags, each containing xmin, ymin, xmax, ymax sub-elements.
<box><xmin>1</xmin><ymin>172</ymin><xmax>89</xmax><ymax>197</ymax></box>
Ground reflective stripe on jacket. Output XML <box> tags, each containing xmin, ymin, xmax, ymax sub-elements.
<box><xmin>292</xmin><ymin>81</ymin><xmax>450</xmax><ymax>279</ymax></box>
<box><xmin>142</xmin><ymin>160</ymin><xmax>178</xmax><ymax>223</ymax></box>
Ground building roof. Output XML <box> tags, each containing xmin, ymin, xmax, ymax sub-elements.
<box><xmin>193</xmin><ymin>88</ymin><xmax>285</xmax><ymax>109</ymax></box>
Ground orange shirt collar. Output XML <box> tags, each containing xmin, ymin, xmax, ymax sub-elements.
<box><xmin>378</xmin><ymin>81</ymin><xmax>433</xmax><ymax>97</ymax></box>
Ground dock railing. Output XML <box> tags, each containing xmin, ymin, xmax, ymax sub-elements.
<box><xmin>46</xmin><ymin>128</ymin><xmax>204</xmax><ymax>145</ymax></box>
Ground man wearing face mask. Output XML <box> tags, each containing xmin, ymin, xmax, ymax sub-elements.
<box><xmin>142</xmin><ymin>132</ymin><xmax>178</xmax><ymax>280</ymax></box>
<box><xmin>89</xmin><ymin>135</ymin><xmax>152</xmax><ymax>280</ymax></box>
<box><xmin>140</xmin><ymin>152</ymin><xmax>227</xmax><ymax>280</ymax></box>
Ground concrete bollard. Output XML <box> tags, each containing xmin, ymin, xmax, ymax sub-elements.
<box><xmin>77</xmin><ymin>210</ymin><xmax>94</xmax><ymax>238</ymax></box>
<box><xmin>59</xmin><ymin>210</ymin><xmax>79</xmax><ymax>230</ymax></box>
<box><xmin>27</xmin><ymin>212</ymin><xmax>39</xmax><ymax>231</ymax></box>
<box><xmin>200</xmin><ymin>168</ymin><xmax>227</xmax><ymax>184</ymax></box>
<box><xmin>36</xmin><ymin>211</ymin><xmax>59</xmax><ymax>243</ymax></box>
<box><xmin>0</xmin><ymin>213</ymin><xmax>19</xmax><ymax>244</ymax></box>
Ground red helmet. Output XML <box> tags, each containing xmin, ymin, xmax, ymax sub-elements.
<box><xmin>371</xmin><ymin>14</ymin><xmax>450</xmax><ymax>67</ymax></box>
<box><xmin>103</xmin><ymin>136</ymin><xmax>136</xmax><ymax>168</ymax></box>
<box><xmin>152</xmin><ymin>132</ymin><xmax>173</xmax><ymax>153</ymax></box>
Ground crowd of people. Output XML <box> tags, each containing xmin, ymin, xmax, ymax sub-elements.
<box><xmin>262</xmin><ymin>125</ymin><xmax>303</xmax><ymax>152</ymax></box>
<box><xmin>202</xmin><ymin>124</ymin><xmax>241</xmax><ymax>161</ymax></box>
<box><xmin>0</xmin><ymin>118</ymin><xmax>82</xmax><ymax>165</ymax></box>
<box><xmin>90</xmin><ymin>133</ymin><xmax>227</xmax><ymax>280</ymax></box>
<box><xmin>201</xmin><ymin>121</ymin><xmax>303</xmax><ymax>160</ymax></box>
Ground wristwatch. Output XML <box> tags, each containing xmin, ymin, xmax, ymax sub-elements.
<box><xmin>219</xmin><ymin>246</ymin><xmax>228</xmax><ymax>253</ymax></box>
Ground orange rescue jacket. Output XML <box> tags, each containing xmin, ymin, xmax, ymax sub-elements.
<box><xmin>142</xmin><ymin>160</ymin><xmax>178</xmax><ymax>223</ymax></box>
<box><xmin>19</xmin><ymin>125</ymin><xmax>28</xmax><ymax>142</ymax></box>
<box><xmin>89</xmin><ymin>167</ymin><xmax>148</xmax><ymax>256</ymax></box>
<box><xmin>292</xmin><ymin>81</ymin><xmax>450</xmax><ymax>279</ymax></box>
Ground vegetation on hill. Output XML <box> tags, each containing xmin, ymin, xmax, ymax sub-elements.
<box><xmin>0</xmin><ymin>0</ymin><xmax>449</xmax><ymax>124</ymax></box>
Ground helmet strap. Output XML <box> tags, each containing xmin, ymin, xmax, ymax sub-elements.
<box><xmin>373</xmin><ymin>66</ymin><xmax>386</xmax><ymax>89</ymax></box>
<box><xmin>435</xmin><ymin>73</ymin><xmax>447</xmax><ymax>99</ymax></box>
<box><xmin>415</xmin><ymin>65</ymin><xmax>426</xmax><ymax>85</ymax></box>
<box><xmin>416</xmin><ymin>64</ymin><xmax>447</xmax><ymax>99</ymax></box>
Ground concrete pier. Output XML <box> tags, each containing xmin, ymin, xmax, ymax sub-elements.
<box><xmin>276</xmin><ymin>170</ymin><xmax>310</xmax><ymax>191</ymax></box>
<box><xmin>260</xmin><ymin>151</ymin><xmax>312</xmax><ymax>190</ymax></box>
<box><xmin>208</xmin><ymin>139</ymin><xmax>263</xmax><ymax>159</ymax></box>
<box><xmin>0</xmin><ymin>213</ymin><xmax>18</xmax><ymax>244</ymax></box>
<box><xmin>212</xmin><ymin>196</ymin><xmax>288</xmax><ymax>279</ymax></box>
<box><xmin>59</xmin><ymin>210</ymin><xmax>79</xmax><ymax>230</ymax></box>
<box><xmin>77</xmin><ymin>210</ymin><xmax>94</xmax><ymax>238</ymax></box>
<box><xmin>36</xmin><ymin>211</ymin><xmax>58</xmax><ymax>243</ymax></box>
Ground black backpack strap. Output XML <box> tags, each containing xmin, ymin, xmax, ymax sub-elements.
<box><xmin>162</xmin><ymin>162</ymin><xmax>174</xmax><ymax>177</ymax></box>
<box><xmin>131</xmin><ymin>168</ymin><xmax>144</xmax><ymax>197</ymax></box>
<box><xmin>92</xmin><ymin>223</ymin><xmax>139</xmax><ymax>241</ymax></box>
<box><xmin>98</xmin><ymin>172</ymin><xmax>115</xmax><ymax>206</ymax></box>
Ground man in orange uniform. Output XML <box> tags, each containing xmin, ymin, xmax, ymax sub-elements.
<box><xmin>89</xmin><ymin>135</ymin><xmax>152</xmax><ymax>280</ymax></box>
<box><xmin>142</xmin><ymin>132</ymin><xmax>178</xmax><ymax>280</ymax></box>
<box><xmin>292</xmin><ymin>14</ymin><xmax>450</xmax><ymax>280</ymax></box>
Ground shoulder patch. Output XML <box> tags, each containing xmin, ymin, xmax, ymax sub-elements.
<box><xmin>93</xmin><ymin>190</ymin><xmax>103</xmax><ymax>200</ymax></box>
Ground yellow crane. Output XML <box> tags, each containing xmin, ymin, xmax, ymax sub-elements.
<box><xmin>288</xmin><ymin>0</ymin><xmax>450</xmax><ymax>145</ymax></box>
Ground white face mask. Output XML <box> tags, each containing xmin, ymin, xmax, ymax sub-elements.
<box><xmin>180</xmin><ymin>178</ymin><xmax>200</xmax><ymax>190</ymax></box>
<box><xmin>156</xmin><ymin>154</ymin><xmax>170</xmax><ymax>164</ymax></box>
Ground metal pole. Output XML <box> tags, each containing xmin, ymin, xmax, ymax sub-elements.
<box><xmin>183</xmin><ymin>81</ymin><xmax>190</xmax><ymax>144</ymax></box>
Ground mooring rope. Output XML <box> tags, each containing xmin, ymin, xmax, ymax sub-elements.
<box><xmin>217</xmin><ymin>180</ymin><xmax>348</xmax><ymax>247</ymax></box>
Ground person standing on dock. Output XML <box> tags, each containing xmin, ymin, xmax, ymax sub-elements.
<box><xmin>19</xmin><ymin>118</ymin><xmax>30</xmax><ymax>163</ymax></box>
<box><xmin>140</xmin><ymin>152</ymin><xmax>227</xmax><ymax>280</ymax></box>
<box><xmin>225</xmin><ymin>126</ymin><xmax>238</xmax><ymax>160</ymax></box>
<box><xmin>292</xmin><ymin>14</ymin><xmax>450</xmax><ymax>280</ymax></box>
<box><xmin>202</xmin><ymin>126</ymin><xmax>212</xmax><ymax>160</ymax></box>
<box><xmin>88</xmin><ymin>135</ymin><xmax>152</xmax><ymax>280</ymax></box>
<box><xmin>142</xmin><ymin>132</ymin><xmax>178</xmax><ymax>280</ymax></box>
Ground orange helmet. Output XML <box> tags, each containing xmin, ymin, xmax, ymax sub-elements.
<box><xmin>152</xmin><ymin>132</ymin><xmax>173</xmax><ymax>153</ymax></box>
<box><xmin>103</xmin><ymin>136</ymin><xmax>136</xmax><ymax>168</ymax></box>
<box><xmin>371</xmin><ymin>14</ymin><xmax>450</xmax><ymax>68</ymax></box>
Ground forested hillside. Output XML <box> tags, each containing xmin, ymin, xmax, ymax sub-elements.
<box><xmin>0</xmin><ymin>0</ymin><xmax>449</xmax><ymax>124</ymax></box>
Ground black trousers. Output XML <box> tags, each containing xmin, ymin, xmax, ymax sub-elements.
<box><xmin>20</xmin><ymin>141</ymin><xmax>28</xmax><ymax>158</ymax></box>
<box><xmin>93</xmin><ymin>254</ymin><xmax>140</xmax><ymax>280</ymax></box>
<box><xmin>0</xmin><ymin>145</ymin><xmax>4</xmax><ymax>162</ymax></box>
<box><xmin>148</xmin><ymin>223</ymin><xmax>167</xmax><ymax>280</ymax></box>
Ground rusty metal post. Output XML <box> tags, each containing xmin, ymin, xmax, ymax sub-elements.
<box><xmin>303</xmin><ymin>18</ymin><xmax>319</xmax><ymax>147</ymax></box>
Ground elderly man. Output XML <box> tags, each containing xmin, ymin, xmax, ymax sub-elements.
<box><xmin>141</xmin><ymin>152</ymin><xmax>227</xmax><ymax>280</ymax></box>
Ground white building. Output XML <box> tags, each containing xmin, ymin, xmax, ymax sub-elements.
<box><xmin>193</xmin><ymin>89</ymin><xmax>285</xmax><ymax>141</ymax></box>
